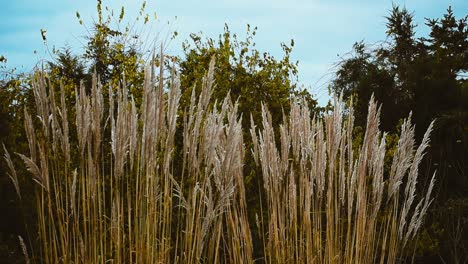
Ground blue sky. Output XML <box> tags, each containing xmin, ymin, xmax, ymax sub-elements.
<box><xmin>1</xmin><ymin>0</ymin><xmax>466</xmax><ymax>104</ymax></box>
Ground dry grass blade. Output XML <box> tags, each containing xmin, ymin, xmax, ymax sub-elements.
<box><xmin>16</xmin><ymin>153</ymin><xmax>47</xmax><ymax>191</ymax></box>
<box><xmin>18</xmin><ymin>235</ymin><xmax>30</xmax><ymax>264</ymax></box>
<box><xmin>3</xmin><ymin>144</ymin><xmax>21</xmax><ymax>199</ymax></box>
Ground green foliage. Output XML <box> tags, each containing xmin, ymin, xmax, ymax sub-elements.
<box><xmin>178</xmin><ymin>24</ymin><xmax>318</xmax><ymax>129</ymax></box>
<box><xmin>46</xmin><ymin>1</ymin><xmax>152</xmax><ymax>107</ymax></box>
<box><xmin>83</xmin><ymin>1</ymin><xmax>148</xmax><ymax>98</ymax></box>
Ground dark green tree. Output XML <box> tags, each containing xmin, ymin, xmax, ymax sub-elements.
<box><xmin>178</xmin><ymin>24</ymin><xmax>318</xmax><ymax>129</ymax></box>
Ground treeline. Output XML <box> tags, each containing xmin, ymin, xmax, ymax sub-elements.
<box><xmin>0</xmin><ymin>2</ymin><xmax>466</xmax><ymax>263</ymax></box>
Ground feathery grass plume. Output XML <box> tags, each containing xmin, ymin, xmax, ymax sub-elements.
<box><xmin>58</xmin><ymin>82</ymin><xmax>70</xmax><ymax>163</ymax></box>
<box><xmin>23</xmin><ymin>109</ymin><xmax>37</xmax><ymax>163</ymax></box>
<box><xmin>18</xmin><ymin>235</ymin><xmax>30</xmax><ymax>264</ymax></box>
<box><xmin>3</xmin><ymin>144</ymin><xmax>21</xmax><ymax>199</ymax></box>
<box><xmin>16</xmin><ymin>153</ymin><xmax>47</xmax><ymax>191</ymax></box>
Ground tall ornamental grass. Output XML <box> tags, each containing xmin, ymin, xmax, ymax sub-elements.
<box><xmin>4</xmin><ymin>57</ymin><xmax>435</xmax><ymax>263</ymax></box>
<box><xmin>250</xmin><ymin>96</ymin><xmax>435</xmax><ymax>263</ymax></box>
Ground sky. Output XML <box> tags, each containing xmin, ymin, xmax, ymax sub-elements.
<box><xmin>1</xmin><ymin>0</ymin><xmax>467</xmax><ymax>104</ymax></box>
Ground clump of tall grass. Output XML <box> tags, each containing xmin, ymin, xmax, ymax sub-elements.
<box><xmin>5</xmin><ymin>56</ymin><xmax>252</xmax><ymax>264</ymax></box>
<box><xmin>4</xmin><ymin>55</ymin><xmax>434</xmax><ymax>263</ymax></box>
<box><xmin>250</xmin><ymin>96</ymin><xmax>435</xmax><ymax>263</ymax></box>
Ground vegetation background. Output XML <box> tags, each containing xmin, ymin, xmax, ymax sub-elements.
<box><xmin>0</xmin><ymin>1</ymin><xmax>466</xmax><ymax>263</ymax></box>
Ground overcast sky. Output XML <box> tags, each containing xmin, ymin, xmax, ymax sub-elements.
<box><xmin>1</xmin><ymin>0</ymin><xmax>466</xmax><ymax>104</ymax></box>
